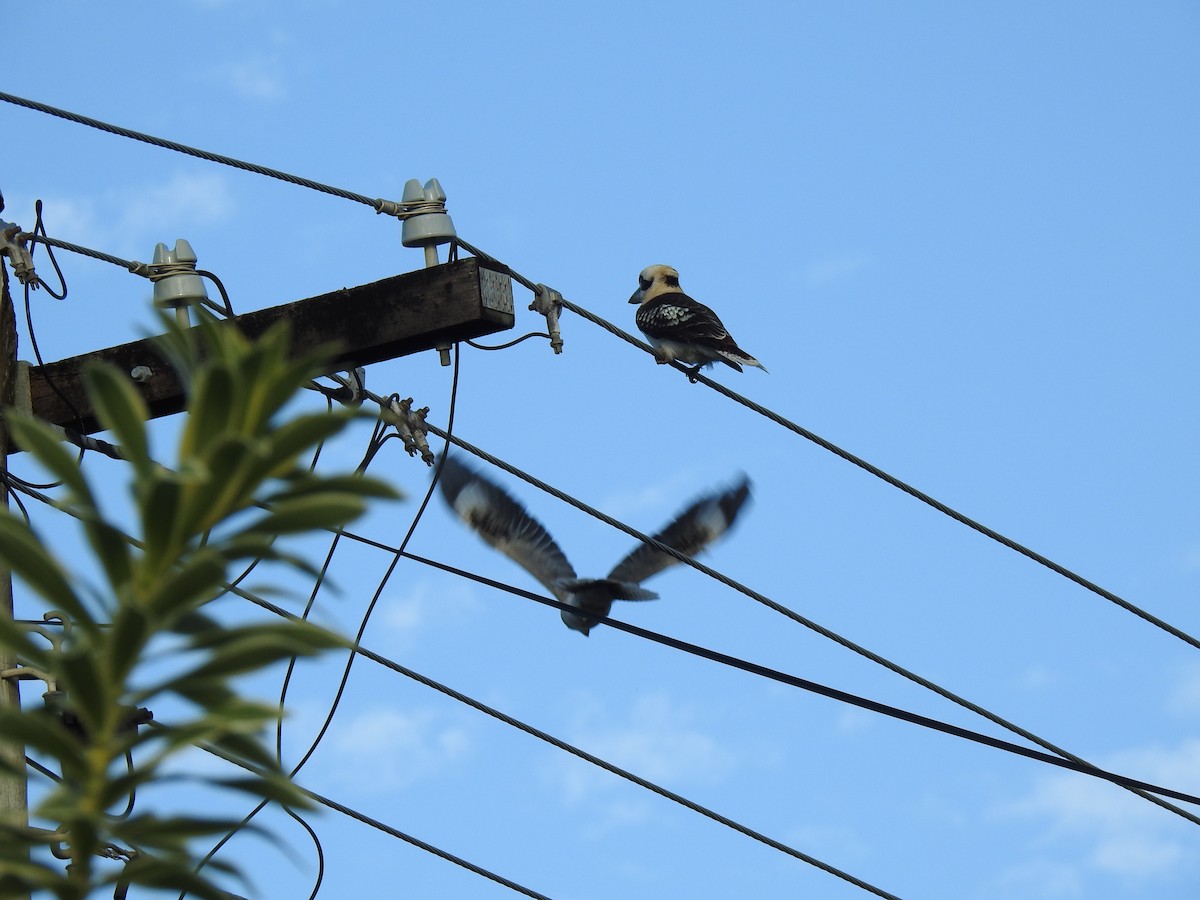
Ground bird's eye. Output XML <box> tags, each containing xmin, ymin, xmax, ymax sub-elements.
<box><xmin>639</xmin><ymin>277</ymin><xmax>651</xmax><ymax>289</ymax></box>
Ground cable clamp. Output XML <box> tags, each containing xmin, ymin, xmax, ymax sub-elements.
<box><xmin>388</xmin><ymin>396</ymin><xmax>435</xmax><ymax>465</ymax></box>
<box><xmin>0</xmin><ymin>218</ymin><xmax>37</xmax><ymax>286</ymax></box>
<box><xmin>529</xmin><ymin>284</ymin><xmax>564</xmax><ymax>354</ymax></box>
<box><xmin>309</xmin><ymin>367</ymin><xmax>367</xmax><ymax>407</ymax></box>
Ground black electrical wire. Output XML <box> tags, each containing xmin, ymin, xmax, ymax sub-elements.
<box><xmin>225</xmin><ymin>586</ymin><xmax>905</xmax><ymax>899</ymax></box>
<box><xmin>400</xmin><ymin>551</ymin><xmax>1200</xmax><ymax>807</ymax></box>
<box><xmin>15</xmin><ymin>403</ymin><xmax>1200</xmax><ymax>831</ymax></box>
<box><xmin>170</xmin><ymin>726</ymin><xmax>557</xmax><ymax>900</ymax></box>
<box><xmin>0</xmin><ymin>92</ymin><xmax>383</xmax><ymax>210</ymax></box>
<box><xmin>186</xmin><ymin>347</ymin><xmax>463</xmax><ymax>898</ymax></box>
<box><xmin>451</xmin><ymin>238</ymin><xmax>1200</xmax><ymax>656</ymax></box>
<box><xmin>406</xmin><ymin>428</ymin><xmax>1200</xmax><ymax>827</ymax></box>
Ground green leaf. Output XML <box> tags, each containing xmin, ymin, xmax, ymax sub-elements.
<box><xmin>81</xmin><ymin>517</ymin><xmax>134</xmax><ymax>598</ymax></box>
<box><xmin>0</xmin><ymin>710</ymin><xmax>87</xmax><ymax>773</ymax></box>
<box><xmin>107</xmin><ymin>605</ymin><xmax>151</xmax><ymax>685</ymax></box>
<box><xmin>239</xmin><ymin>493</ymin><xmax>367</xmax><ymax>536</ymax></box>
<box><xmin>3</xmin><ymin>413</ymin><xmax>92</xmax><ymax>501</ymax></box>
<box><xmin>57</xmin><ymin>647</ymin><xmax>112</xmax><ymax>738</ymax></box>
<box><xmin>102</xmin><ymin>854</ymin><xmax>243</xmax><ymax>900</ymax></box>
<box><xmin>82</xmin><ymin>362</ymin><xmax>151</xmax><ymax>471</ymax></box>
<box><xmin>0</xmin><ymin>513</ymin><xmax>88</xmax><ymax>622</ymax></box>
<box><xmin>137</xmin><ymin>473</ymin><xmax>185</xmax><ymax>579</ymax></box>
<box><xmin>212</xmin><ymin>773</ymin><xmax>311</xmax><ymax>807</ymax></box>
<box><xmin>142</xmin><ymin>552</ymin><xmax>226</xmax><ymax>617</ymax></box>
<box><xmin>178</xmin><ymin>362</ymin><xmax>237</xmax><ymax>461</ymax></box>
<box><xmin>266</xmin><ymin>471</ymin><xmax>399</xmax><ymax>503</ymax></box>
<box><xmin>0</xmin><ymin>612</ymin><xmax>49</xmax><ymax>669</ymax></box>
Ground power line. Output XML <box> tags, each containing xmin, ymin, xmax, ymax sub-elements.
<box><xmin>403</xmin><ymin>428</ymin><xmax>1200</xmax><ymax>827</ymax></box>
<box><xmin>9</xmin><ymin>88</ymin><xmax>1182</xmax><ymax>657</ymax></box>
<box><xmin>188</xmin><ymin>352</ymin><xmax>464</xmax><ymax>896</ymax></box>
<box><xmin>173</xmin><ymin>728</ymin><xmax>556</xmax><ymax>900</ymax></box>
<box><xmin>448</xmin><ymin>237</ymin><xmax>1200</xmax><ymax>655</ymax></box>
<box><xmin>6</xmin><ymin>96</ymin><xmax>1194</xmax><ymax>886</ymax></box>
<box><xmin>0</xmin><ymin>92</ymin><xmax>383</xmax><ymax>210</ymax></box>
<box><xmin>12</xmin><ymin>391</ymin><xmax>1200</xmax><ymax>831</ymax></box>
<box><xmin>399</xmin><ymin>550</ymin><xmax>1200</xmax><ymax>808</ymax></box>
<box><xmin>226</xmin><ymin>585</ymin><xmax>906</xmax><ymax>900</ymax></box>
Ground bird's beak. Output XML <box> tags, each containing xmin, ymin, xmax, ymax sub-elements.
<box><xmin>628</xmin><ymin>288</ymin><xmax>643</xmax><ymax>305</ymax></box>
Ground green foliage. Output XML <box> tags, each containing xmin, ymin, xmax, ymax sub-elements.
<box><xmin>0</xmin><ymin>312</ymin><xmax>398</xmax><ymax>898</ymax></box>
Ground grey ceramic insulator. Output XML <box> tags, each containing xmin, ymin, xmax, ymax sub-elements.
<box><xmin>401</xmin><ymin>178</ymin><xmax>456</xmax><ymax>248</ymax></box>
<box><xmin>151</xmin><ymin>239</ymin><xmax>209</xmax><ymax>308</ymax></box>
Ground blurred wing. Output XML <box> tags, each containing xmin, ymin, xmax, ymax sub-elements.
<box><xmin>607</xmin><ymin>476</ymin><xmax>751</xmax><ymax>584</ymax></box>
<box><xmin>438</xmin><ymin>455</ymin><xmax>576</xmax><ymax>591</ymax></box>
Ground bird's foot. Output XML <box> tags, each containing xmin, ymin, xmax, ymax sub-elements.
<box><xmin>685</xmin><ymin>365</ymin><xmax>702</xmax><ymax>383</ymax></box>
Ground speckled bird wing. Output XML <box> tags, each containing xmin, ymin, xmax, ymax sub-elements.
<box><xmin>635</xmin><ymin>293</ymin><xmax>731</xmax><ymax>342</ymax></box>
<box><xmin>439</xmin><ymin>455</ymin><xmax>577</xmax><ymax>592</ymax></box>
<box><xmin>606</xmin><ymin>476</ymin><xmax>751</xmax><ymax>585</ymax></box>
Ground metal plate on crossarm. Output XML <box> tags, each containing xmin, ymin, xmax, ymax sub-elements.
<box><xmin>479</xmin><ymin>266</ymin><xmax>514</xmax><ymax>315</ymax></box>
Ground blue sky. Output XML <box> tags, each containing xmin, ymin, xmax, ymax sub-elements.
<box><xmin>4</xmin><ymin>2</ymin><xmax>1200</xmax><ymax>898</ymax></box>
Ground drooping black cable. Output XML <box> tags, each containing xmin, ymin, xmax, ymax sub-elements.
<box><xmin>224</xmin><ymin>589</ymin><xmax>905</xmax><ymax>899</ymax></box>
<box><xmin>399</xmin><ymin>550</ymin><xmax>1200</xmax><ymax>808</ymax></box>
<box><xmin>411</xmin><ymin>428</ymin><xmax>1200</xmax><ymax>826</ymax></box>
<box><xmin>452</xmin><ymin>237</ymin><xmax>1200</xmax><ymax>655</ymax></box>
<box><xmin>171</xmin><ymin>726</ymin><xmax>558</xmax><ymax>900</ymax></box>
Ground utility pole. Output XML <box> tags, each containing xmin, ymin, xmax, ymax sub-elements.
<box><xmin>0</xmin><ymin>258</ymin><xmax>29</xmax><ymax>883</ymax></box>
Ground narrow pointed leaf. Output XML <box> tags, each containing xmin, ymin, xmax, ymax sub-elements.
<box><xmin>0</xmin><ymin>513</ymin><xmax>86</xmax><ymax>619</ymax></box>
<box><xmin>3</xmin><ymin>413</ymin><xmax>92</xmax><ymax>500</ymax></box>
<box><xmin>83</xmin><ymin>362</ymin><xmax>151</xmax><ymax>470</ymax></box>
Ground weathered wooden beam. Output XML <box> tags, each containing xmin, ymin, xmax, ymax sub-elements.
<box><xmin>21</xmin><ymin>257</ymin><xmax>514</xmax><ymax>437</ymax></box>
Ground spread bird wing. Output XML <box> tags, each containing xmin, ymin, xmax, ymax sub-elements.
<box><xmin>636</xmin><ymin>293</ymin><xmax>731</xmax><ymax>342</ymax></box>
<box><xmin>438</xmin><ymin>455</ymin><xmax>576</xmax><ymax>592</ymax></box>
<box><xmin>606</xmin><ymin>476</ymin><xmax>752</xmax><ymax>585</ymax></box>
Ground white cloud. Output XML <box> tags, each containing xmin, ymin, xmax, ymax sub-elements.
<box><xmin>996</xmin><ymin>739</ymin><xmax>1200</xmax><ymax>886</ymax></box>
<box><xmin>378</xmin><ymin>579</ymin><xmax>480</xmax><ymax>647</ymax></box>
<box><xmin>120</xmin><ymin>172</ymin><xmax>234</xmax><ymax>241</ymax></box>
<box><xmin>210</xmin><ymin>56</ymin><xmax>288</xmax><ymax>101</ymax></box>
<box><xmin>802</xmin><ymin>255</ymin><xmax>871</xmax><ymax>289</ymax></box>
<box><xmin>8</xmin><ymin>172</ymin><xmax>236</xmax><ymax>259</ymax></box>
<box><xmin>326</xmin><ymin>707</ymin><xmax>471</xmax><ymax>794</ymax></box>
<box><xmin>598</xmin><ymin>470</ymin><xmax>706</xmax><ymax>522</ymax></box>
<box><xmin>1166</xmin><ymin>662</ymin><xmax>1200</xmax><ymax>719</ymax></box>
<box><xmin>555</xmin><ymin>693</ymin><xmax>734</xmax><ymax>809</ymax></box>
<box><xmin>1015</xmin><ymin>664</ymin><xmax>1057</xmax><ymax>691</ymax></box>
<box><xmin>982</xmin><ymin>858</ymin><xmax>1083</xmax><ymax>899</ymax></box>
<box><xmin>834</xmin><ymin>707</ymin><xmax>873</xmax><ymax>735</ymax></box>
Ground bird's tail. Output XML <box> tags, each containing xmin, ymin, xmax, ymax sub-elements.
<box><xmin>718</xmin><ymin>348</ymin><xmax>767</xmax><ymax>373</ymax></box>
<box><xmin>555</xmin><ymin>578</ymin><xmax>659</xmax><ymax>602</ymax></box>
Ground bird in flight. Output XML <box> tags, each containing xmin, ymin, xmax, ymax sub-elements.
<box><xmin>438</xmin><ymin>454</ymin><xmax>751</xmax><ymax>635</ymax></box>
<box><xmin>629</xmin><ymin>264</ymin><xmax>767</xmax><ymax>382</ymax></box>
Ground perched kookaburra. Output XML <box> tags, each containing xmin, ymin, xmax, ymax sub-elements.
<box><xmin>438</xmin><ymin>454</ymin><xmax>751</xmax><ymax>636</ymax></box>
<box><xmin>629</xmin><ymin>264</ymin><xmax>767</xmax><ymax>381</ymax></box>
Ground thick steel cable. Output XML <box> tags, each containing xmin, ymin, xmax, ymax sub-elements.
<box><xmin>165</xmin><ymin>728</ymin><xmax>554</xmax><ymax>900</ymax></box>
<box><xmin>399</xmin><ymin>428</ymin><xmax>1200</xmax><ymax>828</ymax></box>
<box><xmin>226</xmin><ymin>587</ymin><xmax>904</xmax><ymax>900</ymax></box>
<box><xmin>561</xmin><ymin>296</ymin><xmax>1200</xmax><ymax>652</ymax></box>
<box><xmin>0</xmin><ymin>92</ymin><xmax>382</xmax><ymax>209</ymax></box>
<box><xmin>15</xmin><ymin>448</ymin><xmax>1195</xmax><ymax>889</ymax></box>
<box><xmin>400</xmin><ymin>551</ymin><xmax>1200</xmax><ymax>807</ymax></box>
<box><xmin>453</xmin><ymin>237</ymin><xmax>1200</xmax><ymax>655</ymax></box>
<box><xmin>11</xmin><ymin>395</ymin><xmax>1200</xmax><ymax>829</ymax></box>
<box><xmin>7</xmin><ymin>86</ymin><xmax>1187</xmax><ymax>654</ymax></box>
